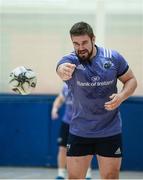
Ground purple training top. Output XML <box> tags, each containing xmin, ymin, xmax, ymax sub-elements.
<box><xmin>57</xmin><ymin>45</ymin><xmax>129</xmax><ymax>138</ymax></box>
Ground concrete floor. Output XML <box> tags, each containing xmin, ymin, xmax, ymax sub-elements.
<box><xmin>0</xmin><ymin>167</ymin><xmax>142</xmax><ymax>179</ymax></box>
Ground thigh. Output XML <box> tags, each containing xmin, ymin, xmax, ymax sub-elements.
<box><xmin>67</xmin><ymin>155</ymin><xmax>93</xmax><ymax>179</ymax></box>
<box><xmin>66</xmin><ymin>133</ymin><xmax>94</xmax><ymax>178</ymax></box>
<box><xmin>95</xmin><ymin>134</ymin><xmax>122</xmax><ymax>179</ymax></box>
<box><xmin>97</xmin><ymin>155</ymin><xmax>122</xmax><ymax>179</ymax></box>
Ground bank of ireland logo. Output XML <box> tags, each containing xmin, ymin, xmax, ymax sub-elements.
<box><xmin>91</xmin><ymin>76</ymin><xmax>100</xmax><ymax>82</ymax></box>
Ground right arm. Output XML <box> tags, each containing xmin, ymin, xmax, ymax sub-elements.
<box><xmin>51</xmin><ymin>95</ymin><xmax>65</xmax><ymax>120</ymax></box>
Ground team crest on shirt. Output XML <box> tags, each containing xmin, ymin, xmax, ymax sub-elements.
<box><xmin>103</xmin><ymin>60</ymin><xmax>112</xmax><ymax>69</ymax></box>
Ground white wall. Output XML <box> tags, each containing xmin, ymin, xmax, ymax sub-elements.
<box><xmin>0</xmin><ymin>0</ymin><xmax>143</xmax><ymax>94</ymax></box>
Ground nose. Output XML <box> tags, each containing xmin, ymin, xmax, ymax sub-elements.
<box><xmin>78</xmin><ymin>44</ymin><xmax>85</xmax><ymax>51</ymax></box>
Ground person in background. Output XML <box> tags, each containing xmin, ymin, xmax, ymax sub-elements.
<box><xmin>56</xmin><ymin>22</ymin><xmax>137</xmax><ymax>179</ymax></box>
<box><xmin>51</xmin><ymin>83</ymin><xmax>92</xmax><ymax>179</ymax></box>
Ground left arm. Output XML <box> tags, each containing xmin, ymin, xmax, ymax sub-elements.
<box><xmin>104</xmin><ymin>68</ymin><xmax>137</xmax><ymax>111</ymax></box>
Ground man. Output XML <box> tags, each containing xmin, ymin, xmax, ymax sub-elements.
<box><xmin>56</xmin><ymin>22</ymin><xmax>137</xmax><ymax>179</ymax></box>
<box><xmin>51</xmin><ymin>83</ymin><xmax>92</xmax><ymax>179</ymax></box>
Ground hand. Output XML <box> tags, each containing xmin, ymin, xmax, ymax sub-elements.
<box><xmin>51</xmin><ymin>107</ymin><xmax>58</xmax><ymax>120</ymax></box>
<box><xmin>104</xmin><ymin>93</ymin><xmax>124</xmax><ymax>111</ymax></box>
<box><xmin>57</xmin><ymin>63</ymin><xmax>76</xmax><ymax>81</ymax></box>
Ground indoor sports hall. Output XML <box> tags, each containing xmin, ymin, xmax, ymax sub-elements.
<box><xmin>0</xmin><ymin>0</ymin><xmax>143</xmax><ymax>179</ymax></box>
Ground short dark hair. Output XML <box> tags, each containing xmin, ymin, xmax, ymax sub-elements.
<box><xmin>70</xmin><ymin>22</ymin><xmax>95</xmax><ymax>39</ymax></box>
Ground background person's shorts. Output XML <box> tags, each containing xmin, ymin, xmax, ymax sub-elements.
<box><xmin>67</xmin><ymin>133</ymin><xmax>122</xmax><ymax>157</ymax></box>
<box><xmin>57</xmin><ymin>121</ymin><xmax>69</xmax><ymax>147</ymax></box>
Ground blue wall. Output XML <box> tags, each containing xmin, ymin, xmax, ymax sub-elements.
<box><xmin>0</xmin><ymin>94</ymin><xmax>143</xmax><ymax>170</ymax></box>
<box><xmin>120</xmin><ymin>97</ymin><xmax>143</xmax><ymax>171</ymax></box>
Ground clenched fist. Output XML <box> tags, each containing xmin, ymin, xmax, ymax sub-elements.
<box><xmin>57</xmin><ymin>63</ymin><xmax>76</xmax><ymax>81</ymax></box>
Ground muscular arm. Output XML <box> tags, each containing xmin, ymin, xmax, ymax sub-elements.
<box><xmin>104</xmin><ymin>68</ymin><xmax>137</xmax><ymax>111</ymax></box>
<box><xmin>118</xmin><ymin>68</ymin><xmax>137</xmax><ymax>101</ymax></box>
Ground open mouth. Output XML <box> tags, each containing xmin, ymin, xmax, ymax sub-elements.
<box><xmin>79</xmin><ymin>50</ymin><xmax>88</xmax><ymax>55</ymax></box>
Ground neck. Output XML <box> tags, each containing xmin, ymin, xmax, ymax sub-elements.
<box><xmin>90</xmin><ymin>45</ymin><xmax>97</xmax><ymax>60</ymax></box>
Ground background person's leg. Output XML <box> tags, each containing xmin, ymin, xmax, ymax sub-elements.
<box><xmin>57</xmin><ymin>146</ymin><xmax>67</xmax><ymax>179</ymax></box>
<box><xmin>56</xmin><ymin>122</ymin><xmax>69</xmax><ymax>179</ymax></box>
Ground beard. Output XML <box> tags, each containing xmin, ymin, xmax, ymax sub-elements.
<box><xmin>76</xmin><ymin>45</ymin><xmax>94</xmax><ymax>63</ymax></box>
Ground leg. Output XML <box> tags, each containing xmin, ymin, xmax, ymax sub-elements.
<box><xmin>97</xmin><ymin>155</ymin><xmax>122</xmax><ymax>179</ymax></box>
<box><xmin>95</xmin><ymin>134</ymin><xmax>123</xmax><ymax>179</ymax></box>
<box><xmin>57</xmin><ymin>122</ymin><xmax>69</xmax><ymax>179</ymax></box>
<box><xmin>67</xmin><ymin>155</ymin><xmax>93</xmax><ymax>179</ymax></box>
<box><xmin>58</xmin><ymin>146</ymin><xmax>67</xmax><ymax>168</ymax></box>
<box><xmin>57</xmin><ymin>146</ymin><xmax>67</xmax><ymax>178</ymax></box>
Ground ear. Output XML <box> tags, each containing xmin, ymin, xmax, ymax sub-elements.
<box><xmin>92</xmin><ymin>36</ymin><xmax>95</xmax><ymax>44</ymax></box>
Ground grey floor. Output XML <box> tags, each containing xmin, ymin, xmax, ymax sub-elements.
<box><xmin>0</xmin><ymin>167</ymin><xmax>142</xmax><ymax>179</ymax></box>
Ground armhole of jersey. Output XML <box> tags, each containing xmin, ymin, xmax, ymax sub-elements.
<box><xmin>117</xmin><ymin>65</ymin><xmax>129</xmax><ymax>78</ymax></box>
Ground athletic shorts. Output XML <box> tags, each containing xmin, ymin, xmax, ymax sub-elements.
<box><xmin>57</xmin><ymin>121</ymin><xmax>69</xmax><ymax>147</ymax></box>
<box><xmin>67</xmin><ymin>133</ymin><xmax>122</xmax><ymax>158</ymax></box>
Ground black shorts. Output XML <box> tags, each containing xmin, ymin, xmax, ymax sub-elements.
<box><xmin>57</xmin><ymin>121</ymin><xmax>69</xmax><ymax>147</ymax></box>
<box><xmin>67</xmin><ymin>133</ymin><xmax>122</xmax><ymax>158</ymax></box>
